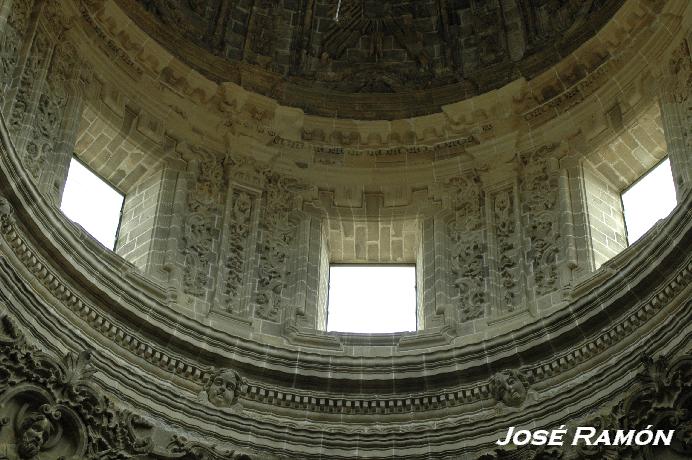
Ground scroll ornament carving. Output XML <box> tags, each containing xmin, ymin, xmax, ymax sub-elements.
<box><xmin>220</xmin><ymin>190</ymin><xmax>253</xmax><ymax>314</ymax></box>
<box><xmin>25</xmin><ymin>44</ymin><xmax>74</xmax><ymax>181</ymax></box>
<box><xmin>182</xmin><ymin>155</ymin><xmax>224</xmax><ymax>297</ymax></box>
<box><xmin>0</xmin><ymin>314</ymin><xmax>151</xmax><ymax>459</ymax></box>
<box><xmin>8</xmin><ymin>30</ymin><xmax>51</xmax><ymax>137</ymax></box>
<box><xmin>446</xmin><ymin>175</ymin><xmax>487</xmax><ymax>322</ymax></box>
<box><xmin>0</xmin><ymin>0</ymin><xmax>34</xmax><ymax>92</ymax></box>
<box><xmin>489</xmin><ymin>369</ymin><xmax>529</xmax><ymax>408</ymax></box>
<box><xmin>0</xmin><ymin>312</ymin><xmax>254</xmax><ymax>459</ymax></box>
<box><xmin>520</xmin><ymin>146</ymin><xmax>560</xmax><ymax>297</ymax></box>
<box><xmin>483</xmin><ymin>354</ymin><xmax>692</xmax><ymax>459</ymax></box>
<box><xmin>492</xmin><ymin>188</ymin><xmax>521</xmax><ymax>313</ymax></box>
<box><xmin>254</xmin><ymin>173</ymin><xmax>309</xmax><ymax>322</ymax></box>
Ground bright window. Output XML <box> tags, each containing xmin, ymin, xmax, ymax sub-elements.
<box><xmin>622</xmin><ymin>158</ymin><xmax>677</xmax><ymax>244</ymax></box>
<box><xmin>327</xmin><ymin>265</ymin><xmax>417</xmax><ymax>333</ymax></box>
<box><xmin>60</xmin><ymin>158</ymin><xmax>124</xmax><ymax>249</ymax></box>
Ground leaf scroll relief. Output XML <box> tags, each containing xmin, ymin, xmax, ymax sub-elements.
<box><xmin>446</xmin><ymin>175</ymin><xmax>488</xmax><ymax>322</ymax></box>
<box><xmin>182</xmin><ymin>156</ymin><xmax>224</xmax><ymax>298</ymax></box>
<box><xmin>24</xmin><ymin>43</ymin><xmax>75</xmax><ymax>181</ymax></box>
<box><xmin>491</xmin><ymin>187</ymin><xmax>522</xmax><ymax>314</ymax></box>
<box><xmin>0</xmin><ymin>0</ymin><xmax>34</xmax><ymax>97</ymax></box>
<box><xmin>7</xmin><ymin>28</ymin><xmax>51</xmax><ymax>137</ymax></box>
<box><xmin>0</xmin><ymin>310</ymin><xmax>254</xmax><ymax>459</ymax></box>
<box><xmin>218</xmin><ymin>189</ymin><xmax>255</xmax><ymax>315</ymax></box>
<box><xmin>520</xmin><ymin>146</ymin><xmax>561</xmax><ymax>297</ymax></box>
<box><xmin>253</xmin><ymin>173</ymin><xmax>309</xmax><ymax>322</ymax></box>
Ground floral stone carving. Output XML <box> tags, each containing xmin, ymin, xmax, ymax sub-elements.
<box><xmin>446</xmin><ymin>174</ymin><xmax>488</xmax><ymax>322</ymax></box>
<box><xmin>0</xmin><ymin>311</ymin><xmax>253</xmax><ymax>459</ymax></box>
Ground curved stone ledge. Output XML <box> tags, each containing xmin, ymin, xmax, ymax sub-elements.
<box><xmin>1</xmin><ymin>94</ymin><xmax>690</xmax><ymax>400</ymax></box>
<box><xmin>61</xmin><ymin>0</ymin><xmax>686</xmax><ymax>179</ymax></box>
<box><xmin>0</xmin><ymin>1</ymin><xmax>690</xmax><ymax>457</ymax></box>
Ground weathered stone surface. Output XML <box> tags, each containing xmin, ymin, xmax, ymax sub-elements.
<box><xmin>0</xmin><ymin>0</ymin><xmax>689</xmax><ymax>458</ymax></box>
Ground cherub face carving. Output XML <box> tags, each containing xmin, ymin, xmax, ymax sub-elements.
<box><xmin>17</xmin><ymin>412</ymin><xmax>52</xmax><ymax>459</ymax></box>
<box><xmin>205</xmin><ymin>370</ymin><xmax>240</xmax><ymax>407</ymax></box>
<box><xmin>491</xmin><ymin>370</ymin><xmax>528</xmax><ymax>407</ymax></box>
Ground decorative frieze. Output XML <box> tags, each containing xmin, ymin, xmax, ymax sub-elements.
<box><xmin>0</xmin><ymin>180</ymin><xmax>690</xmax><ymax>422</ymax></box>
<box><xmin>24</xmin><ymin>42</ymin><xmax>75</xmax><ymax>183</ymax></box>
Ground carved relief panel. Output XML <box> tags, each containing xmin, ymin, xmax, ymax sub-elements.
<box><xmin>304</xmin><ymin>0</ymin><xmax>440</xmax><ymax>92</ymax></box>
<box><xmin>487</xmin><ymin>182</ymin><xmax>526</xmax><ymax>316</ymax></box>
<box><xmin>0</xmin><ymin>0</ymin><xmax>35</xmax><ymax>103</ymax></box>
<box><xmin>24</xmin><ymin>42</ymin><xmax>78</xmax><ymax>193</ymax></box>
<box><xmin>0</xmin><ymin>311</ymin><xmax>254</xmax><ymax>459</ymax></box>
<box><xmin>213</xmin><ymin>186</ymin><xmax>261</xmax><ymax>318</ymax></box>
<box><xmin>180</xmin><ymin>151</ymin><xmax>225</xmax><ymax>304</ymax></box>
<box><xmin>445</xmin><ymin>174</ymin><xmax>488</xmax><ymax>323</ymax></box>
<box><xmin>519</xmin><ymin>145</ymin><xmax>561</xmax><ymax>298</ymax></box>
<box><xmin>6</xmin><ymin>26</ymin><xmax>50</xmax><ymax>139</ymax></box>
<box><xmin>252</xmin><ymin>173</ymin><xmax>310</xmax><ymax>323</ymax></box>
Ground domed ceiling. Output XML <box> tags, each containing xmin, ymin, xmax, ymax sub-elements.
<box><xmin>120</xmin><ymin>0</ymin><xmax>623</xmax><ymax>119</ymax></box>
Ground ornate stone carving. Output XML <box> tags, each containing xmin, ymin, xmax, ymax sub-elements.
<box><xmin>0</xmin><ymin>0</ymin><xmax>34</xmax><ymax>96</ymax></box>
<box><xmin>24</xmin><ymin>43</ymin><xmax>75</xmax><ymax>181</ymax></box>
<box><xmin>320</xmin><ymin>1</ymin><xmax>431</xmax><ymax>68</ymax></box>
<box><xmin>126</xmin><ymin>0</ymin><xmax>623</xmax><ymax>118</ymax></box>
<box><xmin>201</xmin><ymin>369</ymin><xmax>243</xmax><ymax>408</ymax></box>
<box><xmin>7</xmin><ymin>29</ymin><xmax>51</xmax><ymax>137</ymax></box>
<box><xmin>0</xmin><ymin>316</ymin><xmax>150</xmax><ymax>458</ymax></box>
<box><xmin>253</xmin><ymin>173</ymin><xmax>309</xmax><ymax>322</ymax></box>
<box><xmin>446</xmin><ymin>174</ymin><xmax>487</xmax><ymax>322</ymax></box>
<box><xmin>165</xmin><ymin>436</ymin><xmax>253</xmax><ymax>460</ymax></box>
<box><xmin>219</xmin><ymin>189</ymin><xmax>255</xmax><ymax>314</ymax></box>
<box><xmin>0</xmin><ymin>195</ymin><xmax>14</xmax><ymax>227</ymax></box>
<box><xmin>0</xmin><ymin>311</ymin><xmax>253</xmax><ymax>459</ymax></box>
<box><xmin>489</xmin><ymin>369</ymin><xmax>529</xmax><ymax>408</ymax></box>
<box><xmin>520</xmin><ymin>145</ymin><xmax>561</xmax><ymax>297</ymax></box>
<box><xmin>490</xmin><ymin>186</ymin><xmax>522</xmax><ymax>313</ymax></box>
<box><xmin>667</xmin><ymin>38</ymin><xmax>691</xmax><ymax>103</ymax></box>
<box><xmin>483</xmin><ymin>353</ymin><xmax>692</xmax><ymax>458</ymax></box>
<box><xmin>246</xmin><ymin>2</ymin><xmax>277</xmax><ymax>62</ymax></box>
<box><xmin>182</xmin><ymin>152</ymin><xmax>224</xmax><ymax>297</ymax></box>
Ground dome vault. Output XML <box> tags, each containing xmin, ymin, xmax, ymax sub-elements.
<box><xmin>0</xmin><ymin>0</ymin><xmax>690</xmax><ymax>458</ymax></box>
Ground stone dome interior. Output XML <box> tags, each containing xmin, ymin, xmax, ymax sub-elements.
<box><xmin>122</xmin><ymin>0</ymin><xmax>624</xmax><ymax>119</ymax></box>
<box><xmin>0</xmin><ymin>0</ymin><xmax>689</xmax><ymax>458</ymax></box>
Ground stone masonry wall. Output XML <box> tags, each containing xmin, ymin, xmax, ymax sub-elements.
<box><xmin>582</xmin><ymin>159</ymin><xmax>628</xmax><ymax>269</ymax></box>
<box><xmin>115</xmin><ymin>168</ymin><xmax>164</xmax><ymax>272</ymax></box>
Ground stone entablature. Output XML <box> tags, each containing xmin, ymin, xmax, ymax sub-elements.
<box><xmin>0</xmin><ymin>173</ymin><xmax>690</xmax><ymax>457</ymax></box>
<box><xmin>18</xmin><ymin>0</ymin><xmax>681</xmax><ymax>183</ymax></box>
